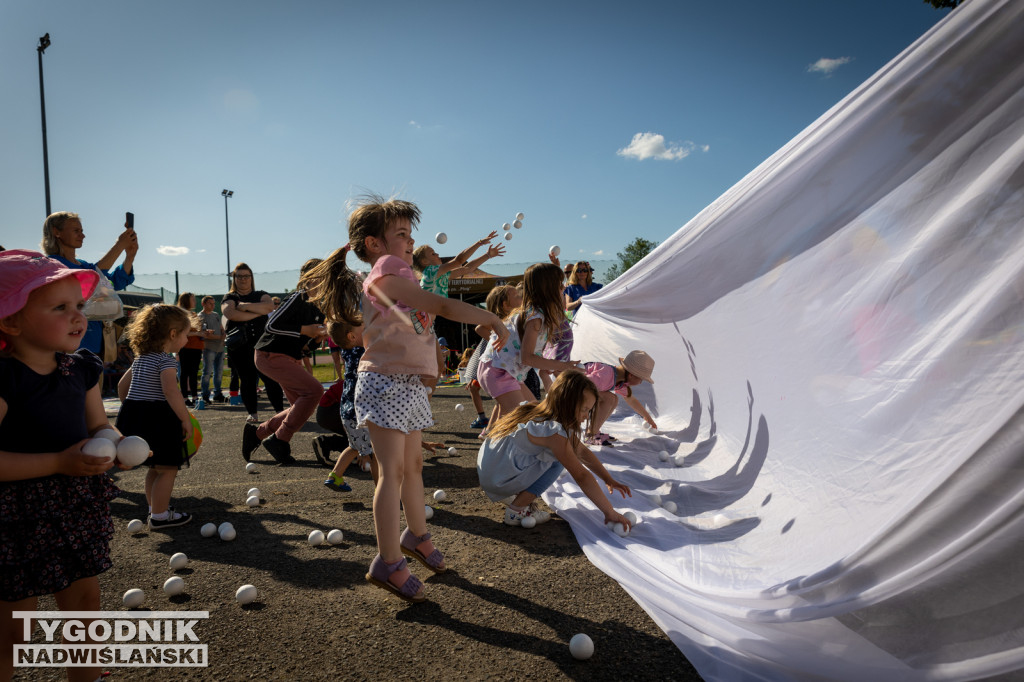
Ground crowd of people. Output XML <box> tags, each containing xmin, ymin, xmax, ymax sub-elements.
<box><xmin>0</xmin><ymin>199</ymin><xmax>660</xmax><ymax>678</ymax></box>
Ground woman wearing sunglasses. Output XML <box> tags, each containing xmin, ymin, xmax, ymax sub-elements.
<box><xmin>565</xmin><ymin>262</ymin><xmax>603</xmax><ymax>316</ymax></box>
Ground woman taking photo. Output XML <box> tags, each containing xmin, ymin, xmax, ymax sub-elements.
<box><xmin>221</xmin><ymin>263</ymin><xmax>284</xmax><ymax>424</ymax></box>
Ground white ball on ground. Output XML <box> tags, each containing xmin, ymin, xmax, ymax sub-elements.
<box><xmin>169</xmin><ymin>552</ymin><xmax>189</xmax><ymax>570</ymax></box>
<box><xmin>82</xmin><ymin>438</ymin><xmax>116</xmax><ymax>460</ymax></box>
<box><xmin>613</xmin><ymin>522</ymin><xmax>629</xmax><ymax>538</ymax></box>
<box><xmin>126</xmin><ymin>519</ymin><xmax>144</xmax><ymax>534</ymax></box>
<box><xmin>245</xmin><ymin>462</ymin><xmax>257</xmax><ymax>473</ymax></box>
<box><xmin>219</xmin><ymin>525</ymin><xmax>236</xmax><ymax>541</ymax></box>
<box><xmin>307</xmin><ymin>529</ymin><xmax>325</xmax><ymax>546</ymax></box>
<box><xmin>163</xmin><ymin>576</ymin><xmax>185</xmax><ymax>596</ymax></box>
<box><xmin>569</xmin><ymin>633</ymin><xmax>594</xmax><ymax>660</ymax></box>
<box><xmin>361</xmin><ymin>461</ymin><xmax>371</xmax><ymax>472</ymax></box>
<box><xmin>436</xmin><ymin>232</ymin><xmax>447</xmax><ymax>244</ymax></box>
<box><xmin>424</xmin><ymin>505</ymin><xmax>434</xmax><ymax>520</ymax></box>
<box><xmin>245</xmin><ymin>495</ymin><xmax>259</xmax><ymax>507</ymax></box>
<box><xmin>623</xmin><ymin>511</ymin><xmax>638</xmax><ymax>525</ymax></box>
<box><xmin>454</xmin><ymin>403</ymin><xmax>464</xmax><ymax>412</ymax></box>
<box><xmin>116</xmin><ymin>436</ymin><xmax>149</xmax><ymax>467</ymax></box>
<box><xmin>520</xmin><ymin>515</ymin><xmax>537</xmax><ymax>529</ymax></box>
<box><xmin>235</xmin><ymin>584</ymin><xmax>258</xmax><ymax>605</ymax></box>
<box><xmin>200</xmin><ymin>523</ymin><xmax>217</xmax><ymax>538</ymax></box>
<box><xmin>247</xmin><ymin>487</ymin><xmax>260</xmax><ymax>498</ymax></box>
<box><xmin>502</xmin><ymin>222</ymin><xmax>511</xmax><ymax>231</ymax></box>
<box><xmin>433</xmin><ymin>489</ymin><xmax>446</xmax><ymax>502</ymax></box>
<box><xmin>662</xmin><ymin>501</ymin><xmax>678</xmax><ymax>514</ymax></box>
<box><xmin>549</xmin><ymin>245</ymin><xmax>560</xmax><ymax>256</ymax></box>
<box><xmin>122</xmin><ymin>589</ymin><xmax>145</xmax><ymax>608</ymax></box>
<box><xmin>516</xmin><ymin>212</ymin><xmax>525</xmax><ymax>221</ymax></box>
<box><xmin>218</xmin><ymin>522</ymin><xmax>233</xmax><ymax>534</ymax></box>
<box><xmin>447</xmin><ymin>446</ymin><xmax>457</xmax><ymax>456</ymax></box>
<box><xmin>93</xmin><ymin>428</ymin><xmax>120</xmax><ymax>444</ymax></box>
<box><xmin>673</xmin><ymin>454</ymin><xmax>686</xmax><ymax>467</ymax></box>
<box><xmin>513</xmin><ymin>220</ymin><xmax>522</xmax><ymax>229</ymax></box>
<box><xmin>504</xmin><ymin>232</ymin><xmax>512</xmax><ymax>241</ymax></box>
<box><xmin>658</xmin><ymin>450</ymin><xmax>670</xmax><ymax>462</ymax></box>
<box><xmin>648</xmin><ymin>494</ymin><xmax>662</xmax><ymax>506</ymax></box>
<box><xmin>326</xmin><ymin>529</ymin><xmax>344</xmax><ymax>545</ymax></box>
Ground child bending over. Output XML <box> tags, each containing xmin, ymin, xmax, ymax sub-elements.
<box><xmin>581</xmin><ymin>350</ymin><xmax>658</xmax><ymax>447</ymax></box>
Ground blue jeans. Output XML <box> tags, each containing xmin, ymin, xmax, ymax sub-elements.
<box><xmin>526</xmin><ymin>461</ymin><xmax>565</xmax><ymax>496</ymax></box>
<box><xmin>200</xmin><ymin>349</ymin><xmax>225</xmax><ymax>398</ymax></box>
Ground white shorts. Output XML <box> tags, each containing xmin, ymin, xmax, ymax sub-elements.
<box><xmin>355</xmin><ymin>372</ymin><xmax>434</xmax><ymax>435</ymax></box>
<box><xmin>342</xmin><ymin>417</ymin><xmax>374</xmax><ymax>457</ymax></box>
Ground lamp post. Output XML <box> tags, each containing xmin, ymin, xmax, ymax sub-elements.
<box><xmin>222</xmin><ymin>189</ymin><xmax>233</xmax><ymax>289</ymax></box>
<box><xmin>37</xmin><ymin>33</ymin><xmax>51</xmax><ymax>216</ymax></box>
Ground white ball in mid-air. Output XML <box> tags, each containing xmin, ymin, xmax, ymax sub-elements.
<box><xmin>613</xmin><ymin>522</ymin><xmax>629</xmax><ymax>538</ymax></box>
<box><xmin>454</xmin><ymin>403</ymin><xmax>464</xmax><ymax>412</ymax></box>
<box><xmin>662</xmin><ymin>501</ymin><xmax>678</xmax><ymax>514</ymax></box>
<box><xmin>504</xmin><ymin>232</ymin><xmax>513</xmax><ymax>241</ymax></box>
<box><xmin>424</xmin><ymin>505</ymin><xmax>434</xmax><ymax>520</ymax></box>
<box><xmin>163</xmin><ymin>576</ymin><xmax>185</xmax><ymax>596</ymax></box>
<box><xmin>513</xmin><ymin>220</ymin><xmax>522</xmax><ymax>229</ymax></box>
<box><xmin>169</xmin><ymin>552</ymin><xmax>189</xmax><ymax>570</ymax></box>
<box><xmin>245</xmin><ymin>462</ymin><xmax>257</xmax><ymax>473</ymax></box>
<box><xmin>502</xmin><ymin>222</ymin><xmax>512</xmax><ymax>231</ymax></box>
<box><xmin>515</xmin><ymin>212</ymin><xmax>525</xmax><ymax>221</ymax></box>
<box><xmin>93</xmin><ymin>428</ymin><xmax>120</xmax><ymax>444</ymax></box>
<box><xmin>247</xmin><ymin>487</ymin><xmax>260</xmax><ymax>498</ymax></box>
<box><xmin>569</xmin><ymin>633</ymin><xmax>594</xmax><ymax>660</ymax></box>
<box><xmin>82</xmin><ymin>438</ymin><xmax>116</xmax><ymax>460</ymax></box>
<box><xmin>307</xmin><ymin>530</ymin><xmax>325</xmax><ymax>546</ymax></box>
<box><xmin>122</xmin><ymin>589</ymin><xmax>145</xmax><ymax>608</ymax></box>
<box><xmin>520</xmin><ymin>515</ymin><xmax>537</xmax><ymax>529</ymax></box>
<box><xmin>126</xmin><ymin>519</ymin><xmax>145</xmax><ymax>534</ymax></box>
<box><xmin>326</xmin><ymin>529</ymin><xmax>344</xmax><ymax>545</ymax></box>
<box><xmin>235</xmin><ymin>584</ymin><xmax>258</xmax><ymax>605</ymax></box>
<box><xmin>116</xmin><ymin>436</ymin><xmax>149</xmax><ymax>467</ymax></box>
<box><xmin>200</xmin><ymin>523</ymin><xmax>217</xmax><ymax>538</ymax></box>
<box><xmin>246</xmin><ymin>495</ymin><xmax>260</xmax><ymax>507</ymax></box>
<box><xmin>549</xmin><ymin>245</ymin><xmax>560</xmax><ymax>256</ymax></box>
<box><xmin>433</xmin><ymin>489</ymin><xmax>446</xmax><ymax>502</ymax></box>
<box><xmin>447</xmin><ymin>447</ymin><xmax>457</xmax><ymax>456</ymax></box>
<box><xmin>436</xmin><ymin>232</ymin><xmax>447</xmax><ymax>244</ymax></box>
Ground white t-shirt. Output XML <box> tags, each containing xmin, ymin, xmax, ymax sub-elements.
<box><xmin>481</xmin><ymin>309</ymin><xmax>547</xmax><ymax>382</ymax></box>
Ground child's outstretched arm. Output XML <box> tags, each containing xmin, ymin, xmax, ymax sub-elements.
<box><xmin>437</xmin><ymin>231</ymin><xmax>499</xmax><ymax>276</ymax></box>
<box><xmin>529</xmin><ymin>431</ymin><xmax>632</xmax><ymax>530</ymax></box>
<box><xmin>371</xmin><ymin>274</ymin><xmax>509</xmax><ymax>350</ymax></box>
<box><xmin>450</xmin><ymin>243</ymin><xmax>506</xmax><ymax>279</ymax></box>
<box><xmin>0</xmin><ymin>398</ymin><xmax>115</xmax><ymax>480</ymax></box>
<box><xmin>621</xmin><ymin>394</ymin><xmax>657</xmax><ymax>429</ymax></box>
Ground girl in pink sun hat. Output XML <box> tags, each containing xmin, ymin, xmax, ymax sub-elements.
<box><xmin>580</xmin><ymin>350</ymin><xmax>658</xmax><ymax>447</ymax></box>
<box><xmin>0</xmin><ymin>250</ymin><xmax>122</xmax><ymax>682</ymax></box>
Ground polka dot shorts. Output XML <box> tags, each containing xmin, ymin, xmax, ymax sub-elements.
<box><xmin>355</xmin><ymin>372</ymin><xmax>434</xmax><ymax>434</ymax></box>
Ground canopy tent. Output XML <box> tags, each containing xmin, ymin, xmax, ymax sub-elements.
<box><xmin>548</xmin><ymin>1</ymin><xmax>1024</xmax><ymax>679</ymax></box>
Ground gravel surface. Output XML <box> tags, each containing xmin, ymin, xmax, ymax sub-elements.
<box><xmin>16</xmin><ymin>386</ymin><xmax>703</xmax><ymax>681</ymax></box>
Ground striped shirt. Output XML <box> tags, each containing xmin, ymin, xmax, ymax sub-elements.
<box><xmin>125</xmin><ymin>352</ymin><xmax>178</xmax><ymax>402</ymax></box>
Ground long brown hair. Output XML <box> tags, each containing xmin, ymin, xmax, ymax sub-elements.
<box><xmin>514</xmin><ymin>262</ymin><xmax>565</xmax><ymax>342</ymax></box>
<box><xmin>228</xmin><ymin>263</ymin><xmax>256</xmax><ymax>294</ymax></box>
<box><xmin>487</xmin><ymin>370</ymin><xmax>597</xmax><ymax>453</ymax></box>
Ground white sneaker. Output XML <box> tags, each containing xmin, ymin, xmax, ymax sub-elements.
<box><xmin>527</xmin><ymin>501</ymin><xmax>551</xmax><ymax>524</ymax></box>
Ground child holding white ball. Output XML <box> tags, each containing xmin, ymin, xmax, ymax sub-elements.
<box><xmin>304</xmin><ymin>194</ymin><xmax>508</xmax><ymax>603</ymax></box>
<box><xmin>117</xmin><ymin>304</ymin><xmax>197</xmax><ymax>529</ymax></box>
<box><xmin>478</xmin><ymin>370</ymin><xmax>631</xmax><ymax>528</ymax></box>
<box><xmin>0</xmin><ymin>250</ymin><xmax>121</xmax><ymax>682</ymax></box>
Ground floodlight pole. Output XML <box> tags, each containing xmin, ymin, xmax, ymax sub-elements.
<box><xmin>222</xmin><ymin>189</ymin><xmax>233</xmax><ymax>289</ymax></box>
<box><xmin>37</xmin><ymin>33</ymin><xmax>52</xmax><ymax>216</ymax></box>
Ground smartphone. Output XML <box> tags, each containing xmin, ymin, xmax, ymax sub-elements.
<box><xmin>125</xmin><ymin>212</ymin><xmax>134</xmax><ymax>229</ymax></box>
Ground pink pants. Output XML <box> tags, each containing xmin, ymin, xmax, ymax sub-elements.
<box><xmin>254</xmin><ymin>350</ymin><xmax>324</xmax><ymax>442</ymax></box>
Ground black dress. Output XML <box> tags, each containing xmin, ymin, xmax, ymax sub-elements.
<box><xmin>0</xmin><ymin>350</ymin><xmax>119</xmax><ymax>601</ymax></box>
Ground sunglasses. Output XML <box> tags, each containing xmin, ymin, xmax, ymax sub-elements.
<box><xmin>576</xmin><ymin>268</ymin><xmax>592</xmax><ymax>273</ymax></box>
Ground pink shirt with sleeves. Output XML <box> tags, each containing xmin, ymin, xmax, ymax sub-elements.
<box><xmin>358</xmin><ymin>255</ymin><xmax>438</xmax><ymax>378</ymax></box>
<box><xmin>583</xmin><ymin>362</ymin><xmax>631</xmax><ymax>398</ymax></box>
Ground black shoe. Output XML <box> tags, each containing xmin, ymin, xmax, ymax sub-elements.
<box><xmin>213</xmin><ymin>393</ymin><xmax>226</xmax><ymax>403</ymax></box>
<box><xmin>148</xmin><ymin>510</ymin><xmax>192</xmax><ymax>530</ymax></box>
<box><xmin>263</xmin><ymin>434</ymin><xmax>296</xmax><ymax>466</ymax></box>
<box><xmin>185</xmin><ymin>398</ymin><xmax>194</xmax><ymax>408</ymax></box>
<box><xmin>311</xmin><ymin>436</ymin><xmax>332</xmax><ymax>468</ymax></box>
<box><xmin>242</xmin><ymin>422</ymin><xmax>261</xmax><ymax>462</ymax></box>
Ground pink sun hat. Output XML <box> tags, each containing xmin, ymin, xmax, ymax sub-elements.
<box><xmin>0</xmin><ymin>250</ymin><xmax>100</xmax><ymax>319</ymax></box>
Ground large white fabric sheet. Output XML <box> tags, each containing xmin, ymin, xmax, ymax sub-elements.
<box><xmin>544</xmin><ymin>1</ymin><xmax>1024</xmax><ymax>679</ymax></box>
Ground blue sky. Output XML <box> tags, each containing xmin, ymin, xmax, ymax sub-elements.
<box><xmin>0</xmin><ymin>0</ymin><xmax>949</xmax><ymax>288</ymax></box>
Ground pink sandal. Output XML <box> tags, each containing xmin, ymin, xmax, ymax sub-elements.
<box><xmin>400</xmin><ymin>528</ymin><xmax>447</xmax><ymax>573</ymax></box>
<box><xmin>365</xmin><ymin>555</ymin><xmax>425</xmax><ymax>603</ymax></box>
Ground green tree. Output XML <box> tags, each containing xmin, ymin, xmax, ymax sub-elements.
<box><xmin>604</xmin><ymin>237</ymin><xmax>659</xmax><ymax>282</ymax></box>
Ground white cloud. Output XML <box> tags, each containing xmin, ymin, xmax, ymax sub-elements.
<box><xmin>593</xmin><ymin>250</ymin><xmax>604</xmax><ymax>256</ymax></box>
<box><xmin>617</xmin><ymin>132</ymin><xmax>706</xmax><ymax>161</ymax></box>
<box><xmin>808</xmin><ymin>56</ymin><xmax>853</xmax><ymax>76</ymax></box>
<box><xmin>409</xmin><ymin>120</ymin><xmax>421</xmax><ymax>128</ymax></box>
<box><xmin>223</xmin><ymin>89</ymin><xmax>259</xmax><ymax>114</ymax></box>
<box><xmin>581</xmin><ymin>214</ymin><xmax>588</xmax><ymax>219</ymax></box>
<box><xmin>157</xmin><ymin>245</ymin><xmax>190</xmax><ymax>256</ymax></box>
